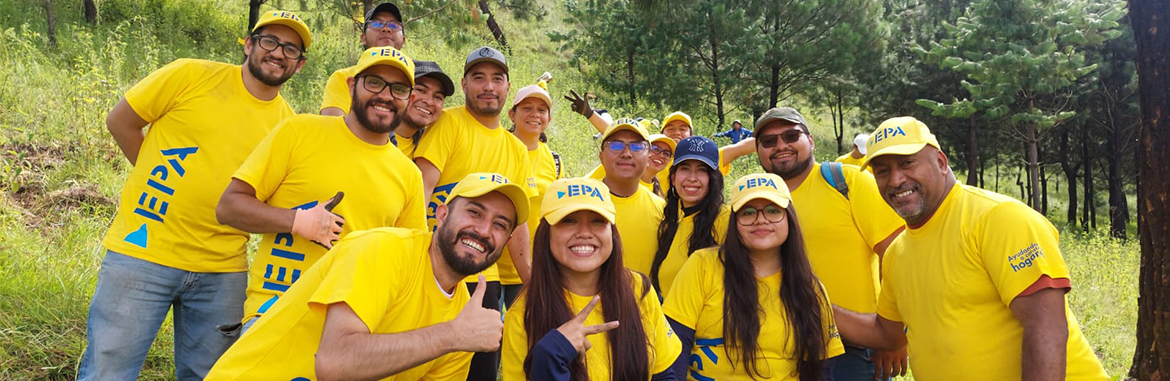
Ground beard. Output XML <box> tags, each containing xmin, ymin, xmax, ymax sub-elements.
<box><xmin>884</xmin><ymin>182</ymin><xmax>928</xmax><ymax>223</ymax></box>
<box><xmin>466</xmin><ymin>94</ymin><xmax>503</xmax><ymax>117</ymax></box>
<box><xmin>436</xmin><ymin>224</ymin><xmax>501</xmax><ymax>277</ymax></box>
<box><xmin>764</xmin><ymin>150</ymin><xmax>814</xmax><ymax>180</ymax></box>
<box><xmin>351</xmin><ymin>92</ymin><xmax>401</xmax><ymax>134</ymax></box>
<box><xmin>245</xmin><ymin>52</ymin><xmax>295</xmax><ymax>87</ymax></box>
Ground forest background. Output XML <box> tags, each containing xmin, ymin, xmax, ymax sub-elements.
<box><xmin>0</xmin><ymin>0</ymin><xmax>1148</xmax><ymax>379</ymax></box>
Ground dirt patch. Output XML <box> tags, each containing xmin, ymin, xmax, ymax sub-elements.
<box><xmin>1</xmin><ymin>143</ymin><xmax>114</xmax><ymax>227</ymax></box>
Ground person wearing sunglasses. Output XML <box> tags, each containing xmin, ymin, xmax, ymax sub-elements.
<box><xmin>501</xmin><ymin>177</ymin><xmax>681</xmax><ymax>381</ymax></box>
<box><xmin>651</xmin><ymin>136</ymin><xmax>731</xmax><ymax>297</ymax></box>
<box><xmin>663</xmin><ymin>172</ymin><xmax>844</xmax><ymax>380</ymax></box>
<box><xmin>641</xmin><ymin>134</ymin><xmax>676</xmax><ymax>198</ymax></box>
<box><xmin>216</xmin><ymin>46</ymin><xmax>426</xmax><ymax>337</ymax></box>
<box><xmin>321</xmin><ymin>2</ymin><xmax>407</xmax><ymax>116</ymax></box>
<box><xmin>753</xmin><ymin>107</ymin><xmax>907</xmax><ymax>381</ymax></box>
<box><xmin>80</xmin><ymin>11</ymin><xmax>311</xmax><ymax>380</ymax></box>
<box><xmin>592</xmin><ymin>119</ymin><xmax>668</xmax><ymax>280</ymax></box>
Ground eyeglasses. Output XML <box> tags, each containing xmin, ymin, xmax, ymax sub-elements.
<box><xmin>758</xmin><ymin>130</ymin><xmax>806</xmax><ymax>149</ymax></box>
<box><xmin>251</xmin><ymin>34</ymin><xmax>304</xmax><ymax>60</ymax></box>
<box><xmin>360</xmin><ymin>75</ymin><xmax>413</xmax><ymax>100</ymax></box>
<box><xmin>649</xmin><ymin>145</ymin><xmax>673</xmax><ymax>158</ymax></box>
<box><xmin>367</xmin><ymin>20</ymin><xmax>403</xmax><ymax>31</ymax></box>
<box><xmin>603</xmin><ymin>141</ymin><xmax>648</xmax><ymax>153</ymax></box>
<box><xmin>735</xmin><ymin>204</ymin><xmax>787</xmax><ymax>225</ymax></box>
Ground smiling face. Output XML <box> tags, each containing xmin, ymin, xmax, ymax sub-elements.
<box><xmin>434</xmin><ymin>193</ymin><xmax>517</xmax><ymax>277</ymax></box>
<box><xmin>360</xmin><ymin>11</ymin><xmax>405</xmax><ymax>50</ymax></box>
<box><xmin>243</xmin><ymin>25</ymin><xmax>305</xmax><ymax>87</ymax></box>
<box><xmin>870</xmin><ymin>147</ymin><xmax>954</xmax><ymax>226</ymax></box>
<box><xmin>672</xmin><ymin>160</ymin><xmax>712</xmax><ymax>208</ymax></box>
<box><xmin>755</xmin><ymin>121</ymin><xmax>814</xmax><ymax>180</ymax></box>
<box><xmin>647</xmin><ymin>141</ymin><xmax>672</xmax><ymax>174</ymax></box>
<box><xmin>403</xmin><ymin>76</ymin><xmax>445</xmax><ymax>129</ymax></box>
<box><xmin>462</xmin><ymin>62</ymin><xmax>510</xmax><ymax>117</ymax></box>
<box><xmin>662</xmin><ymin>120</ymin><xmax>693</xmax><ymax>142</ymax></box>
<box><xmin>735</xmin><ymin>199</ymin><xmax>789</xmax><ymax>253</ymax></box>
<box><xmin>548</xmin><ymin>210</ymin><xmax>614</xmax><ymax>278</ymax></box>
<box><xmin>599</xmin><ymin>130</ymin><xmax>650</xmax><ymax>182</ymax></box>
<box><xmin>508</xmin><ymin>97</ymin><xmax>551</xmax><ymax>138</ymax></box>
<box><xmin>349</xmin><ymin>64</ymin><xmax>410</xmax><ymax>134</ymax></box>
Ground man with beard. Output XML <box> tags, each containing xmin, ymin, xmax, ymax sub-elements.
<box><xmin>833</xmin><ymin>117</ymin><xmax>1109</xmax><ymax>381</ymax></box>
<box><xmin>79</xmin><ymin>11</ymin><xmax>310</xmax><ymax>380</ymax></box>
<box><xmin>392</xmin><ymin>59</ymin><xmax>454</xmax><ymax>157</ymax></box>
<box><xmin>414</xmin><ymin>45</ymin><xmax>536</xmax><ymax>379</ymax></box>
<box><xmin>321</xmin><ymin>2</ymin><xmax>407</xmax><ymax>116</ymax></box>
<box><xmin>205</xmin><ymin>173</ymin><xmax>529</xmax><ymax>381</ymax></box>
<box><xmin>752</xmin><ymin>107</ymin><xmax>908</xmax><ymax>381</ymax></box>
<box><xmin>215</xmin><ymin>46</ymin><xmax>427</xmax><ymax>334</ymax></box>
<box><xmin>596</xmin><ymin>119</ymin><xmax>666</xmax><ymax>276</ymax></box>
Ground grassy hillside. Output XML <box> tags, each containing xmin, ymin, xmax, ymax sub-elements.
<box><xmin>0</xmin><ymin>0</ymin><xmax>1138</xmax><ymax>379</ymax></box>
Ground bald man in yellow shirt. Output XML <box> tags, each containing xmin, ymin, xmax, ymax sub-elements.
<box><xmin>833</xmin><ymin>117</ymin><xmax>1109</xmax><ymax>381</ymax></box>
<box><xmin>752</xmin><ymin>107</ymin><xmax>907</xmax><ymax>381</ymax></box>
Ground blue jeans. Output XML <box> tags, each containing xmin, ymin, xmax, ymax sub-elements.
<box><xmin>78</xmin><ymin>250</ymin><xmax>247</xmax><ymax>381</ymax></box>
<box><xmin>832</xmin><ymin>346</ymin><xmax>889</xmax><ymax>381</ymax></box>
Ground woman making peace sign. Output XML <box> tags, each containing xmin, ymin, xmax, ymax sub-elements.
<box><xmin>501</xmin><ymin>178</ymin><xmax>681</xmax><ymax>380</ymax></box>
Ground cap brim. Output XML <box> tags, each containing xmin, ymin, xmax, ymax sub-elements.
<box><xmin>732</xmin><ymin>192</ymin><xmax>790</xmax><ymax>212</ymax></box>
<box><xmin>464</xmin><ymin>58</ymin><xmax>509</xmax><ymax>75</ymax></box>
<box><xmin>366</xmin><ymin>3</ymin><xmax>403</xmax><ymax>25</ymax></box>
<box><xmin>673</xmin><ymin>155</ymin><xmax>718</xmax><ymax>172</ymax></box>
<box><xmin>513</xmin><ymin>91</ymin><xmax>552</xmax><ymax>109</ymax></box>
<box><xmin>602</xmin><ymin>123</ymin><xmax>650</xmax><ymax>142</ymax></box>
<box><xmin>451</xmin><ymin>183</ymin><xmax>530</xmax><ymax>226</ymax></box>
<box><xmin>661</xmin><ymin>115</ymin><xmax>692</xmax><ymax>131</ymax></box>
<box><xmin>419</xmin><ymin>72</ymin><xmax>455</xmax><ymax>96</ymax></box>
<box><xmin>255</xmin><ymin>19</ymin><xmax>312</xmax><ymax>50</ymax></box>
<box><xmin>650</xmin><ymin>135</ymin><xmax>676</xmax><ymax>151</ymax></box>
<box><xmin>860</xmin><ymin>142</ymin><xmax>928</xmax><ymax>170</ymax></box>
<box><xmin>543</xmin><ymin>204</ymin><xmax>616</xmax><ymax>226</ymax></box>
<box><xmin>753</xmin><ymin>116</ymin><xmax>804</xmax><ymax>135</ymax></box>
<box><xmin>354</xmin><ymin>57</ymin><xmax>415</xmax><ymax>86</ymax></box>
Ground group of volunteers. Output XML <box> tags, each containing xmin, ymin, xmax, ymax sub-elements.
<box><xmin>76</xmin><ymin>3</ymin><xmax>1111</xmax><ymax>381</ymax></box>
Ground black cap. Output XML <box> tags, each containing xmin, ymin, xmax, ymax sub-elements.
<box><xmin>364</xmin><ymin>3</ymin><xmax>403</xmax><ymax>31</ymax></box>
<box><xmin>412</xmin><ymin>59</ymin><xmax>455</xmax><ymax>97</ymax></box>
<box><xmin>464</xmin><ymin>46</ymin><xmax>508</xmax><ymax>75</ymax></box>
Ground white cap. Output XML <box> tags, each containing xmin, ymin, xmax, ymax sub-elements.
<box><xmin>512</xmin><ymin>84</ymin><xmax>552</xmax><ymax>109</ymax></box>
<box><xmin>854</xmin><ymin>133</ymin><xmax>870</xmax><ymax>155</ymax></box>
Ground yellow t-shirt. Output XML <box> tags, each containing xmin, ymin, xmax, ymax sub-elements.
<box><xmin>234</xmin><ymin>115</ymin><xmax>428</xmax><ymax>322</ymax></box>
<box><xmin>415</xmin><ymin>105</ymin><xmax>538</xmax><ymax>283</ymax></box>
<box><xmin>663</xmin><ymin>248</ymin><xmax>845</xmax><ymax>380</ymax></box>
<box><xmin>319</xmin><ymin>65</ymin><xmax>357</xmax><ymax>114</ymax></box>
<box><xmin>205</xmin><ymin>228</ymin><xmax>472</xmax><ymax>381</ymax></box>
<box><xmin>834</xmin><ymin>152</ymin><xmax>865</xmax><ymax>167</ymax></box>
<box><xmin>586</xmin><ymin>164</ymin><xmax>654</xmax><ymax>193</ymax></box>
<box><xmin>876</xmin><ymin>185</ymin><xmax>1108</xmax><ymax>380</ymax></box>
<box><xmin>501</xmin><ymin>271</ymin><xmax>681</xmax><ymax>380</ymax></box>
<box><xmin>513</xmin><ymin>142</ymin><xmax>563</xmax><ymax>285</ymax></box>
<box><xmin>791</xmin><ymin>162</ymin><xmax>903</xmax><ymax>313</ymax></box>
<box><xmin>392</xmin><ymin>130</ymin><xmax>419</xmax><ymax>158</ymax></box>
<box><xmin>658</xmin><ymin>205</ymin><xmax>730</xmax><ymax>296</ymax></box>
<box><xmin>613</xmin><ymin>186</ymin><xmax>667</xmax><ymax>276</ymax></box>
<box><xmin>101</xmin><ymin>59</ymin><xmax>294</xmax><ymax>272</ymax></box>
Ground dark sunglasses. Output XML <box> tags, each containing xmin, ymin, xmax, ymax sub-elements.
<box><xmin>758</xmin><ymin>129</ymin><xmax>807</xmax><ymax>149</ymax></box>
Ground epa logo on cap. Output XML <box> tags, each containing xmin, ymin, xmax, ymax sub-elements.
<box><xmin>479</xmin><ymin>174</ymin><xmax>509</xmax><ymax>184</ymax></box>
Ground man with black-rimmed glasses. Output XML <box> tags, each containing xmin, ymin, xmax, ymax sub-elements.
<box><xmin>80</xmin><ymin>10</ymin><xmax>311</xmax><ymax>380</ymax></box>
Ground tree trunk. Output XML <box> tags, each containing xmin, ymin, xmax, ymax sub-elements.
<box><xmin>966</xmin><ymin>120</ymin><xmax>980</xmax><ymax>186</ymax></box>
<box><xmin>44</xmin><ymin>0</ymin><xmax>56</xmax><ymax>47</ymax></box>
<box><xmin>769</xmin><ymin>64</ymin><xmax>780</xmax><ymax>108</ymax></box>
<box><xmin>708</xmin><ymin>8</ymin><xmax>724</xmax><ymax>132</ymax></box>
<box><xmin>1107</xmin><ymin>117</ymin><xmax>1130</xmax><ymax>240</ymax></box>
<box><xmin>1083</xmin><ymin>128</ymin><xmax>1094</xmax><ymax>232</ymax></box>
<box><xmin>627</xmin><ymin>50</ymin><xmax>637</xmax><ymax>106</ymax></box>
<box><xmin>1026</xmin><ymin>122</ymin><xmax>1042</xmax><ymax>211</ymax></box>
<box><xmin>1129</xmin><ymin>0</ymin><xmax>1170</xmax><ymax>377</ymax></box>
<box><xmin>834</xmin><ymin>88</ymin><xmax>845</xmax><ymax>154</ymax></box>
<box><xmin>478</xmin><ymin>1</ymin><xmax>508</xmax><ymax>48</ymax></box>
<box><xmin>1040</xmin><ymin>146</ymin><xmax>1048</xmax><ymax>216</ymax></box>
<box><xmin>247</xmin><ymin>0</ymin><xmax>266</xmax><ymax>32</ymax></box>
<box><xmin>1059</xmin><ymin>128</ymin><xmax>1078</xmax><ymax>227</ymax></box>
<box><xmin>83</xmin><ymin>0</ymin><xmax>96</xmax><ymax>23</ymax></box>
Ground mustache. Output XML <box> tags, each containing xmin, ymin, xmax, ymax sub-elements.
<box><xmin>884</xmin><ymin>182</ymin><xmax>919</xmax><ymax>198</ymax></box>
<box><xmin>769</xmin><ymin>149</ymin><xmax>796</xmax><ymax>160</ymax></box>
<box><xmin>456</xmin><ymin>230</ymin><xmax>495</xmax><ymax>254</ymax></box>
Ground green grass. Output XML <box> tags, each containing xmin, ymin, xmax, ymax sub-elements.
<box><xmin>0</xmin><ymin>0</ymin><xmax>1139</xmax><ymax>379</ymax></box>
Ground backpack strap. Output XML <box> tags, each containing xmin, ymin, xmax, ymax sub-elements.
<box><xmin>820</xmin><ymin>161</ymin><xmax>850</xmax><ymax>200</ymax></box>
<box><xmin>551</xmin><ymin>150</ymin><xmax>564</xmax><ymax>179</ymax></box>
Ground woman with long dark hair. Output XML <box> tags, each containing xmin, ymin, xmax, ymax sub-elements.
<box><xmin>651</xmin><ymin>136</ymin><xmax>730</xmax><ymax>296</ymax></box>
<box><xmin>663</xmin><ymin>173</ymin><xmax>844</xmax><ymax>380</ymax></box>
<box><xmin>501</xmin><ymin>178</ymin><xmax>681</xmax><ymax>381</ymax></box>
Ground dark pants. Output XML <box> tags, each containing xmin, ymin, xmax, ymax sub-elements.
<box><xmin>832</xmin><ymin>346</ymin><xmax>889</xmax><ymax>381</ymax></box>
<box><xmin>465</xmin><ymin>280</ymin><xmax>502</xmax><ymax>381</ymax></box>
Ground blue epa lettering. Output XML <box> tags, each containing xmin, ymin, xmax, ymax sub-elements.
<box><xmin>274</xmin><ymin>11</ymin><xmax>301</xmax><ymax>21</ymax></box>
<box><xmin>479</xmin><ymin>174</ymin><xmax>508</xmax><ymax>184</ymax></box>
<box><xmin>426</xmin><ymin>182</ymin><xmax>459</xmax><ymax>231</ymax></box>
<box><xmin>262</xmin><ymin>200</ymin><xmax>318</xmax><ymax>293</ymax></box>
<box><xmin>741</xmin><ymin>176</ymin><xmax>777</xmax><ymax>191</ymax></box>
<box><xmin>133</xmin><ymin>147</ymin><xmax>198</xmax><ymax>223</ymax></box>
<box><xmin>689</xmin><ymin>337</ymin><xmax>722</xmax><ymax>381</ymax></box>
<box><xmin>869</xmin><ymin>125</ymin><xmax>907</xmax><ymax>147</ymax></box>
<box><xmin>560</xmin><ymin>184</ymin><xmax>604</xmax><ymax>201</ymax></box>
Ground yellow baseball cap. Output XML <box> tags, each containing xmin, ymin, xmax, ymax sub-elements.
<box><xmin>649</xmin><ymin>133</ymin><xmax>676</xmax><ymax>152</ymax></box>
<box><xmin>601</xmin><ymin>117</ymin><xmax>651</xmax><ymax>142</ymax></box>
<box><xmin>448</xmin><ymin>173</ymin><xmax>530</xmax><ymax>226</ymax></box>
<box><xmin>730</xmin><ymin>173</ymin><xmax>792</xmax><ymax>211</ymax></box>
<box><xmin>661</xmin><ymin>111</ymin><xmax>693</xmax><ymax>131</ymax></box>
<box><xmin>352</xmin><ymin>46</ymin><xmax>416</xmax><ymax>86</ymax></box>
<box><xmin>541</xmin><ymin>178</ymin><xmax>617</xmax><ymax>225</ymax></box>
<box><xmin>252</xmin><ymin>10</ymin><xmax>313</xmax><ymax>50</ymax></box>
<box><xmin>860</xmin><ymin>116</ymin><xmax>941</xmax><ymax>170</ymax></box>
